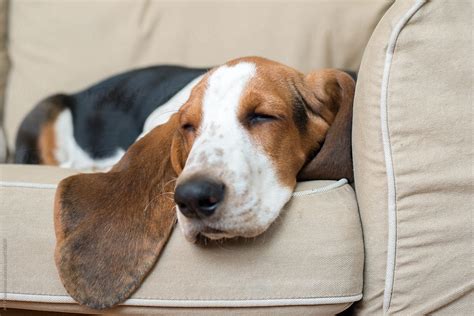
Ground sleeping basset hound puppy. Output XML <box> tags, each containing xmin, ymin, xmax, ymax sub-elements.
<box><xmin>46</xmin><ymin>57</ymin><xmax>355</xmax><ymax>309</ymax></box>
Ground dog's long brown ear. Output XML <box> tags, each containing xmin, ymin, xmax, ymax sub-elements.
<box><xmin>54</xmin><ymin>115</ymin><xmax>184</xmax><ymax>309</ymax></box>
<box><xmin>296</xmin><ymin>69</ymin><xmax>355</xmax><ymax>182</ymax></box>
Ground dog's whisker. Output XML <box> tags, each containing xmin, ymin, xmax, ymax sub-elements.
<box><xmin>163</xmin><ymin>177</ymin><xmax>178</xmax><ymax>187</ymax></box>
<box><xmin>142</xmin><ymin>190</ymin><xmax>175</xmax><ymax>215</ymax></box>
<box><xmin>164</xmin><ymin>196</ymin><xmax>175</xmax><ymax>203</ymax></box>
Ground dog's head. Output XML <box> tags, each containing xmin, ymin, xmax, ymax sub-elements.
<box><xmin>173</xmin><ymin>57</ymin><xmax>354</xmax><ymax>241</ymax></box>
<box><xmin>54</xmin><ymin>57</ymin><xmax>354</xmax><ymax>309</ymax></box>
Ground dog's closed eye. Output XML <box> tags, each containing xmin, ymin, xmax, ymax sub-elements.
<box><xmin>181</xmin><ymin>123</ymin><xmax>196</xmax><ymax>133</ymax></box>
<box><xmin>245</xmin><ymin>112</ymin><xmax>280</xmax><ymax>126</ymax></box>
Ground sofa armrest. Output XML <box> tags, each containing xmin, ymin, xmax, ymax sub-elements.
<box><xmin>1</xmin><ymin>164</ymin><xmax>363</xmax><ymax>315</ymax></box>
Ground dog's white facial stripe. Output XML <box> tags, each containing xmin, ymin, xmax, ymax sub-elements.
<box><xmin>177</xmin><ymin>62</ymin><xmax>293</xmax><ymax>241</ymax></box>
<box><xmin>204</xmin><ymin>62</ymin><xmax>256</xmax><ymax>117</ymax></box>
<box><xmin>139</xmin><ymin>74</ymin><xmax>205</xmax><ymax>139</ymax></box>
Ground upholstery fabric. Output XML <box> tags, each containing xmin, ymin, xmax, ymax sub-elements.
<box><xmin>1</xmin><ymin>165</ymin><xmax>364</xmax><ymax>315</ymax></box>
<box><xmin>0</xmin><ymin>0</ymin><xmax>8</xmax><ymax>162</ymax></box>
<box><xmin>3</xmin><ymin>0</ymin><xmax>391</xmax><ymax>151</ymax></box>
<box><xmin>352</xmin><ymin>0</ymin><xmax>473</xmax><ymax>314</ymax></box>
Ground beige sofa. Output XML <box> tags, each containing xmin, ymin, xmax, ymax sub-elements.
<box><xmin>1</xmin><ymin>0</ymin><xmax>472</xmax><ymax>315</ymax></box>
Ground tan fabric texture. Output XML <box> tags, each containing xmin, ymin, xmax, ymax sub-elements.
<box><xmin>0</xmin><ymin>0</ymin><xmax>7</xmax><ymax>116</ymax></box>
<box><xmin>352</xmin><ymin>1</ymin><xmax>416</xmax><ymax>314</ymax></box>
<box><xmin>1</xmin><ymin>165</ymin><xmax>363</xmax><ymax>315</ymax></box>
<box><xmin>0</xmin><ymin>0</ymin><xmax>8</xmax><ymax>162</ymax></box>
<box><xmin>5</xmin><ymin>302</ymin><xmax>353</xmax><ymax>316</ymax></box>
<box><xmin>4</xmin><ymin>0</ymin><xmax>391</xmax><ymax>151</ymax></box>
<box><xmin>352</xmin><ymin>0</ymin><xmax>473</xmax><ymax>315</ymax></box>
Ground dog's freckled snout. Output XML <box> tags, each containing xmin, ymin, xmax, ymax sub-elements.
<box><xmin>174</xmin><ymin>177</ymin><xmax>225</xmax><ymax>218</ymax></box>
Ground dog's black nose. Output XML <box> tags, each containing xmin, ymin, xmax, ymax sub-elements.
<box><xmin>174</xmin><ymin>177</ymin><xmax>225</xmax><ymax>218</ymax></box>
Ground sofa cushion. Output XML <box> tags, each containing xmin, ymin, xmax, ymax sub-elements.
<box><xmin>3</xmin><ymin>0</ymin><xmax>391</xmax><ymax>152</ymax></box>
<box><xmin>1</xmin><ymin>164</ymin><xmax>363</xmax><ymax>315</ymax></box>
<box><xmin>352</xmin><ymin>0</ymin><xmax>472</xmax><ymax>314</ymax></box>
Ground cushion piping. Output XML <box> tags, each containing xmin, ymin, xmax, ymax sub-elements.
<box><xmin>0</xmin><ymin>181</ymin><xmax>57</xmax><ymax>189</ymax></box>
<box><xmin>292</xmin><ymin>178</ymin><xmax>348</xmax><ymax>196</ymax></box>
<box><xmin>0</xmin><ymin>179</ymin><xmax>348</xmax><ymax>195</ymax></box>
<box><xmin>379</xmin><ymin>0</ymin><xmax>427</xmax><ymax>311</ymax></box>
<box><xmin>6</xmin><ymin>293</ymin><xmax>363</xmax><ymax>308</ymax></box>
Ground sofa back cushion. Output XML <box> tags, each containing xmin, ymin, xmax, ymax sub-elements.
<box><xmin>4</xmin><ymin>0</ymin><xmax>390</xmax><ymax>151</ymax></box>
<box><xmin>352</xmin><ymin>0</ymin><xmax>472</xmax><ymax>314</ymax></box>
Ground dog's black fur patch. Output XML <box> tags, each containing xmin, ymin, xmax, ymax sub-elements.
<box><xmin>15</xmin><ymin>65</ymin><xmax>208</xmax><ymax>163</ymax></box>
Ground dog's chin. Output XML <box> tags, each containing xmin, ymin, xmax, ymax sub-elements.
<box><xmin>182</xmin><ymin>226</ymin><xmax>236</xmax><ymax>243</ymax></box>
<box><xmin>198</xmin><ymin>226</ymin><xmax>269</xmax><ymax>243</ymax></box>
<box><xmin>177</xmin><ymin>210</ymin><xmax>274</xmax><ymax>243</ymax></box>
<box><xmin>180</xmin><ymin>223</ymin><xmax>267</xmax><ymax>243</ymax></box>
<box><xmin>200</xmin><ymin>232</ymin><xmax>235</xmax><ymax>240</ymax></box>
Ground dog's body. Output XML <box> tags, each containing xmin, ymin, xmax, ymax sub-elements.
<box><xmin>19</xmin><ymin>57</ymin><xmax>356</xmax><ymax>309</ymax></box>
<box><xmin>16</xmin><ymin>63</ymin><xmax>355</xmax><ymax>173</ymax></box>
<box><xmin>15</xmin><ymin>65</ymin><xmax>207</xmax><ymax>169</ymax></box>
